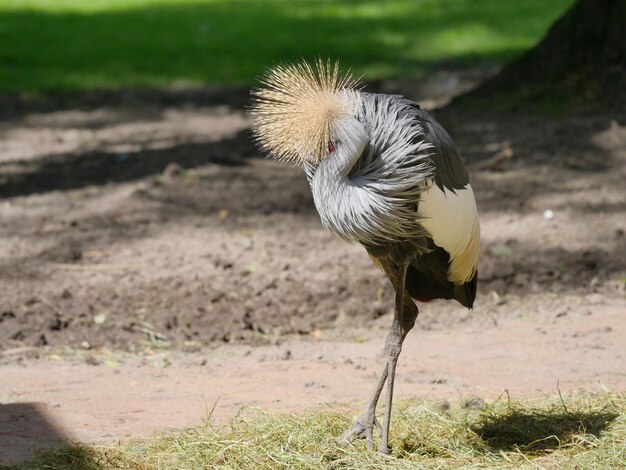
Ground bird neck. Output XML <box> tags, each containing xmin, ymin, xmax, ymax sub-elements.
<box><xmin>316</xmin><ymin>147</ymin><xmax>360</xmax><ymax>181</ymax></box>
<box><xmin>315</xmin><ymin>116</ymin><xmax>367</xmax><ymax>180</ymax></box>
<box><xmin>309</xmin><ymin>117</ymin><xmax>369</xmax><ymax>241</ymax></box>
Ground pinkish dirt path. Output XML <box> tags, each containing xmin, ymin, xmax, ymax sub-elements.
<box><xmin>1</xmin><ymin>305</ymin><xmax>624</xmax><ymax>465</ymax></box>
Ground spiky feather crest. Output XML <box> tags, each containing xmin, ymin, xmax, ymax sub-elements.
<box><xmin>250</xmin><ymin>60</ymin><xmax>360</xmax><ymax>165</ymax></box>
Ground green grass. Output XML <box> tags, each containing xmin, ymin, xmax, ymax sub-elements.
<box><xmin>0</xmin><ymin>0</ymin><xmax>575</xmax><ymax>93</ymax></box>
<box><xmin>9</xmin><ymin>393</ymin><xmax>625</xmax><ymax>469</ymax></box>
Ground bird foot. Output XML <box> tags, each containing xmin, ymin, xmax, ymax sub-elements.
<box><xmin>378</xmin><ymin>443</ymin><xmax>392</xmax><ymax>454</ymax></box>
<box><xmin>341</xmin><ymin>414</ymin><xmax>382</xmax><ymax>451</ymax></box>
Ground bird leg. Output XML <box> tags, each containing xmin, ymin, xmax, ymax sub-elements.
<box><xmin>342</xmin><ymin>259</ymin><xmax>418</xmax><ymax>453</ymax></box>
<box><xmin>378</xmin><ymin>261</ymin><xmax>410</xmax><ymax>454</ymax></box>
<box><xmin>341</xmin><ymin>363</ymin><xmax>387</xmax><ymax>450</ymax></box>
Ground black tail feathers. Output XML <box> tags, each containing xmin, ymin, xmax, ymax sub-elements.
<box><xmin>405</xmin><ymin>252</ymin><xmax>477</xmax><ymax>309</ymax></box>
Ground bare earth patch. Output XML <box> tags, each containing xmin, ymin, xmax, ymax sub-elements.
<box><xmin>0</xmin><ymin>71</ymin><xmax>625</xmax><ymax>464</ymax></box>
<box><xmin>1</xmin><ymin>307</ymin><xmax>624</xmax><ymax>465</ymax></box>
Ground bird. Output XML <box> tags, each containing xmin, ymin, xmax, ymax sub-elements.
<box><xmin>250</xmin><ymin>59</ymin><xmax>480</xmax><ymax>454</ymax></box>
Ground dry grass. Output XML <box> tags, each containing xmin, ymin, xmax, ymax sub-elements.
<box><xmin>10</xmin><ymin>393</ymin><xmax>625</xmax><ymax>469</ymax></box>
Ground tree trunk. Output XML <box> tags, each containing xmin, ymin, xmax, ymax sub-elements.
<box><xmin>456</xmin><ymin>0</ymin><xmax>626</xmax><ymax>109</ymax></box>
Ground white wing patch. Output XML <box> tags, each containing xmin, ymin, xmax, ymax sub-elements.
<box><xmin>418</xmin><ymin>183</ymin><xmax>480</xmax><ymax>284</ymax></box>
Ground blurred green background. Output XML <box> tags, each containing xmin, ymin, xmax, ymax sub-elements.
<box><xmin>1</xmin><ymin>0</ymin><xmax>574</xmax><ymax>93</ymax></box>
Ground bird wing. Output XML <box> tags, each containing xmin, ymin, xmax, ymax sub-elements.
<box><xmin>340</xmin><ymin>94</ymin><xmax>479</xmax><ymax>307</ymax></box>
<box><xmin>411</xmin><ymin>106</ymin><xmax>469</xmax><ymax>192</ymax></box>
<box><xmin>410</xmin><ymin>106</ymin><xmax>480</xmax><ymax>287</ymax></box>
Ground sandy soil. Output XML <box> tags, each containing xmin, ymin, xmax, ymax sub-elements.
<box><xmin>1</xmin><ymin>70</ymin><xmax>625</xmax><ymax>464</ymax></box>
<box><xmin>1</xmin><ymin>306</ymin><xmax>625</xmax><ymax>465</ymax></box>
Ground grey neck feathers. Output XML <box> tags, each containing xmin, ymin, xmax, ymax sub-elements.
<box><xmin>306</xmin><ymin>93</ymin><xmax>436</xmax><ymax>247</ymax></box>
<box><xmin>317</xmin><ymin>116</ymin><xmax>367</xmax><ymax>179</ymax></box>
<box><xmin>310</xmin><ymin>116</ymin><xmax>369</xmax><ymax>240</ymax></box>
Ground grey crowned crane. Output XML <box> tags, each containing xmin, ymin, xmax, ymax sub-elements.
<box><xmin>250</xmin><ymin>60</ymin><xmax>480</xmax><ymax>454</ymax></box>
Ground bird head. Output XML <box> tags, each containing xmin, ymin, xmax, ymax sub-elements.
<box><xmin>250</xmin><ymin>59</ymin><xmax>361</xmax><ymax>166</ymax></box>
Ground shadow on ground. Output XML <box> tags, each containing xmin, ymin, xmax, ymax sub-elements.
<box><xmin>472</xmin><ymin>405</ymin><xmax>619</xmax><ymax>452</ymax></box>
<box><xmin>0</xmin><ymin>129</ymin><xmax>256</xmax><ymax>198</ymax></box>
<box><xmin>0</xmin><ymin>403</ymin><xmax>71</xmax><ymax>467</ymax></box>
<box><xmin>0</xmin><ymin>445</ymin><xmax>107</xmax><ymax>470</ymax></box>
<box><xmin>0</xmin><ymin>82</ymin><xmax>624</xmax><ymax>352</ymax></box>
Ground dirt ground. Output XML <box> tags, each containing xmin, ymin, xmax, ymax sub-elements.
<box><xmin>1</xmin><ymin>70</ymin><xmax>625</xmax><ymax>464</ymax></box>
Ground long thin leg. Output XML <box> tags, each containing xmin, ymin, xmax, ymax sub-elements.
<box><xmin>342</xmin><ymin>256</ymin><xmax>418</xmax><ymax>452</ymax></box>
<box><xmin>341</xmin><ymin>363</ymin><xmax>387</xmax><ymax>450</ymax></box>
<box><xmin>378</xmin><ymin>262</ymin><xmax>409</xmax><ymax>454</ymax></box>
